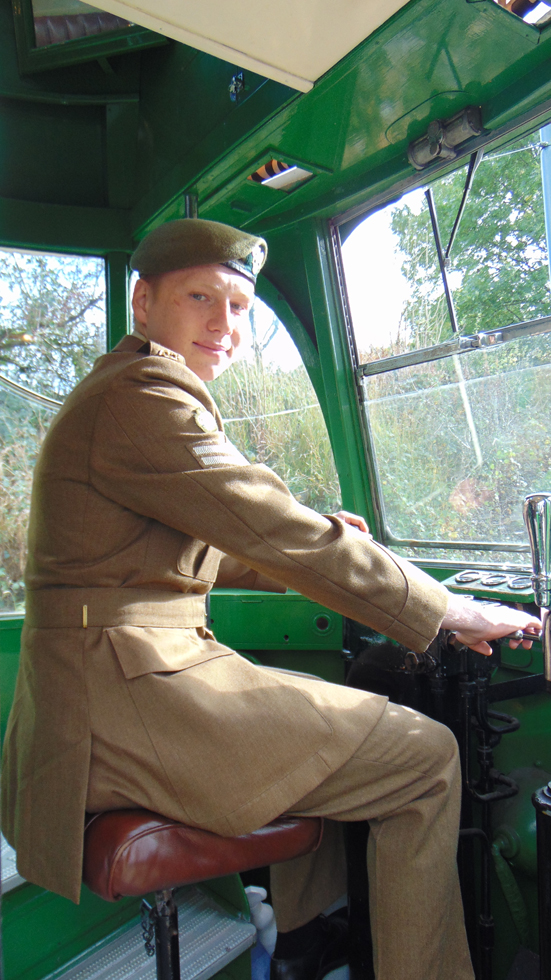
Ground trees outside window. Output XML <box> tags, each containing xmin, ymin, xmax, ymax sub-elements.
<box><xmin>0</xmin><ymin>249</ymin><xmax>105</xmax><ymax>610</ymax></box>
<box><xmin>209</xmin><ymin>297</ymin><xmax>341</xmax><ymax>515</ymax></box>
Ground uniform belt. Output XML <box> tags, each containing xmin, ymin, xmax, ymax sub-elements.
<box><xmin>25</xmin><ymin>588</ymin><xmax>207</xmax><ymax>629</ymax></box>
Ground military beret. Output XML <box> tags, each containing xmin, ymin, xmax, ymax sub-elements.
<box><xmin>130</xmin><ymin>218</ymin><xmax>267</xmax><ymax>284</ymax></box>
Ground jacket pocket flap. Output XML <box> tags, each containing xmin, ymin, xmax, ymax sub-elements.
<box><xmin>107</xmin><ymin>626</ymin><xmax>231</xmax><ymax>679</ymax></box>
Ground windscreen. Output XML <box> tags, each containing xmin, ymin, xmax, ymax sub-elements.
<box><xmin>341</xmin><ymin>130</ymin><xmax>551</xmax><ymax>565</ymax></box>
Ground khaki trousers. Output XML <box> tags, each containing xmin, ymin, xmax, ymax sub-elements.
<box><xmin>271</xmin><ymin>701</ymin><xmax>474</xmax><ymax>980</ymax></box>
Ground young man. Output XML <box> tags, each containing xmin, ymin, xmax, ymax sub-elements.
<box><xmin>2</xmin><ymin>218</ymin><xmax>539</xmax><ymax>980</ymax></box>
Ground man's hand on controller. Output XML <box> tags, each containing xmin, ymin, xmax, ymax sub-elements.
<box><xmin>332</xmin><ymin>513</ymin><xmax>540</xmax><ymax>656</ymax></box>
<box><xmin>441</xmin><ymin>591</ymin><xmax>541</xmax><ymax>656</ymax></box>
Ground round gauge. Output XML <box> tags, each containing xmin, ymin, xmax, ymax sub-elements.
<box><xmin>480</xmin><ymin>574</ymin><xmax>508</xmax><ymax>586</ymax></box>
<box><xmin>508</xmin><ymin>575</ymin><xmax>532</xmax><ymax>590</ymax></box>
<box><xmin>455</xmin><ymin>570</ymin><xmax>481</xmax><ymax>583</ymax></box>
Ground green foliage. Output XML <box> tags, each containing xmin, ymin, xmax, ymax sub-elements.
<box><xmin>0</xmin><ymin>392</ymin><xmax>54</xmax><ymax>609</ymax></box>
<box><xmin>209</xmin><ymin>355</ymin><xmax>341</xmax><ymax>515</ymax></box>
<box><xmin>209</xmin><ymin>302</ymin><xmax>341</xmax><ymax>514</ymax></box>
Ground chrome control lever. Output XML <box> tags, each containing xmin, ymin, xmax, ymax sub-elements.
<box><xmin>524</xmin><ymin>493</ymin><xmax>551</xmax><ymax>607</ymax></box>
<box><xmin>523</xmin><ymin>492</ymin><xmax>551</xmax><ymax>690</ymax></box>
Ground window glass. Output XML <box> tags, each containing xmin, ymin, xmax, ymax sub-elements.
<box><xmin>342</xmin><ymin>130</ymin><xmax>551</xmax><ymax>564</ymax></box>
<box><xmin>0</xmin><ymin>249</ymin><xmax>105</xmax><ymax>399</ymax></box>
<box><xmin>0</xmin><ymin>248</ymin><xmax>105</xmax><ymax>611</ymax></box>
<box><xmin>343</xmin><ymin>187</ymin><xmax>455</xmax><ymax>363</ymax></box>
<box><xmin>209</xmin><ymin>297</ymin><xmax>341</xmax><ymax>514</ymax></box>
<box><xmin>363</xmin><ymin>333</ymin><xmax>551</xmax><ymax>563</ymax></box>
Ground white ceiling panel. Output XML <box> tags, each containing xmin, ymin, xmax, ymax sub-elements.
<box><xmin>89</xmin><ymin>0</ymin><xmax>412</xmax><ymax>91</ymax></box>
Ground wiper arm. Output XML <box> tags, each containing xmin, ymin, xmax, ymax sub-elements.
<box><xmin>425</xmin><ymin>149</ymin><xmax>484</xmax><ymax>336</ymax></box>
<box><xmin>425</xmin><ymin>179</ymin><xmax>484</xmax><ymax>466</ymax></box>
<box><xmin>425</xmin><ymin>186</ymin><xmax>459</xmax><ymax>334</ymax></box>
<box><xmin>445</xmin><ymin>149</ymin><xmax>484</xmax><ymax>262</ymax></box>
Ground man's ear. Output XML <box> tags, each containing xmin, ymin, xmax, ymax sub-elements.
<box><xmin>132</xmin><ymin>278</ymin><xmax>150</xmax><ymax>327</ymax></box>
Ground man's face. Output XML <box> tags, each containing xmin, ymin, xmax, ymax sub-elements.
<box><xmin>132</xmin><ymin>264</ymin><xmax>255</xmax><ymax>382</ymax></box>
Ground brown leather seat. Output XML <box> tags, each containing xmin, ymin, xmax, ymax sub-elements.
<box><xmin>83</xmin><ymin>809</ymin><xmax>324</xmax><ymax>902</ymax></box>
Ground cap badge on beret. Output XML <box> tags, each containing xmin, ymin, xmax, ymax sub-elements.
<box><xmin>250</xmin><ymin>243</ymin><xmax>266</xmax><ymax>277</ymax></box>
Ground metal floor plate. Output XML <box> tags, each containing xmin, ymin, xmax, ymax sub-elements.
<box><xmin>52</xmin><ymin>886</ymin><xmax>256</xmax><ymax>980</ymax></box>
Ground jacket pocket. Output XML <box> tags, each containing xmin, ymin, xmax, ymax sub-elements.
<box><xmin>177</xmin><ymin>540</ymin><xmax>222</xmax><ymax>585</ymax></box>
<box><xmin>106</xmin><ymin>625</ymin><xmax>233</xmax><ymax>679</ymax></box>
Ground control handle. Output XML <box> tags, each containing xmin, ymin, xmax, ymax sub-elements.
<box><xmin>523</xmin><ymin>493</ymin><xmax>551</xmax><ymax>608</ymax></box>
<box><xmin>524</xmin><ymin>492</ymin><xmax>551</xmax><ymax>692</ymax></box>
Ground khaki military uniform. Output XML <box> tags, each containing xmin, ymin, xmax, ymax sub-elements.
<box><xmin>2</xmin><ymin>334</ymin><xmax>469</xmax><ymax>978</ymax></box>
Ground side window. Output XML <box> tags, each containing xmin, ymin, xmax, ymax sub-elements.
<box><xmin>209</xmin><ymin>297</ymin><xmax>342</xmax><ymax>514</ymax></box>
<box><xmin>0</xmin><ymin>248</ymin><xmax>106</xmax><ymax>610</ymax></box>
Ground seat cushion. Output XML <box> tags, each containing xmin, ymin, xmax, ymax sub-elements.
<box><xmin>83</xmin><ymin>809</ymin><xmax>324</xmax><ymax>901</ymax></box>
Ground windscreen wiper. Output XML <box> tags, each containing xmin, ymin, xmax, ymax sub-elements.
<box><xmin>425</xmin><ymin>149</ymin><xmax>484</xmax><ymax>335</ymax></box>
<box><xmin>445</xmin><ymin>149</ymin><xmax>484</xmax><ymax>262</ymax></box>
<box><xmin>425</xmin><ymin>185</ymin><xmax>460</xmax><ymax>334</ymax></box>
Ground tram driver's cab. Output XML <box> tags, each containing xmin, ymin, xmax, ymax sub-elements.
<box><xmin>2</xmin><ymin>0</ymin><xmax>551</xmax><ymax>978</ymax></box>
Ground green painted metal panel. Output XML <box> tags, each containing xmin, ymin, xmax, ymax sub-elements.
<box><xmin>256</xmin><ymin>226</ymin><xmax>317</xmax><ymax>347</ymax></box>
<box><xmin>0</xmin><ymin>97</ymin><xmax>104</xmax><ymax>207</ymax></box>
<box><xmin>254</xmin><ymin>274</ymin><xmax>328</xmax><ymax>422</ymax></box>
<box><xmin>105</xmin><ymin>102</ymin><xmax>140</xmax><ymax>210</ymax></box>
<box><xmin>491</xmin><ymin>691</ymin><xmax>551</xmax><ymax>777</ymax></box>
<box><xmin>299</xmin><ymin>221</ymin><xmax>376</xmax><ymax>530</ymax></box>
<box><xmin>131</xmin><ymin>49</ymin><xmax>297</xmax><ymax>238</ymax></box>
<box><xmin>135</xmin><ymin>47</ymin><xmax>272</xmax><ymax>195</ymax></box>
<box><xmin>0</xmin><ymin>197</ymin><xmax>131</xmax><ymax>255</ymax></box>
<box><xmin>210</xmin><ymin>589</ymin><xmax>343</xmax><ymax>652</ymax></box>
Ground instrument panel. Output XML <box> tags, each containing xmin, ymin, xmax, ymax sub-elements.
<box><xmin>441</xmin><ymin>570</ymin><xmax>533</xmax><ymax>603</ymax></box>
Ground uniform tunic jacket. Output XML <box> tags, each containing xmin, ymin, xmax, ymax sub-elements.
<box><xmin>2</xmin><ymin>334</ymin><xmax>449</xmax><ymax>903</ymax></box>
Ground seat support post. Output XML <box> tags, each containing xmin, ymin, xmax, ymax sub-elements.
<box><xmin>154</xmin><ymin>888</ymin><xmax>181</xmax><ymax>980</ymax></box>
